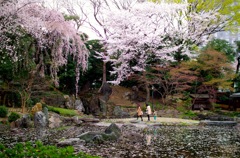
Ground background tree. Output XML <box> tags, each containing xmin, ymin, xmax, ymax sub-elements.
<box><xmin>189</xmin><ymin>50</ymin><xmax>234</xmax><ymax>103</ymax></box>
<box><xmin>0</xmin><ymin>30</ymin><xmax>38</xmax><ymax>112</ymax></box>
<box><xmin>149</xmin><ymin>0</ymin><xmax>240</xmax><ymax>31</ymax></box>
<box><xmin>187</xmin><ymin>0</ymin><xmax>240</xmax><ymax>32</ymax></box>
<box><xmin>202</xmin><ymin>38</ymin><xmax>236</xmax><ymax>62</ymax></box>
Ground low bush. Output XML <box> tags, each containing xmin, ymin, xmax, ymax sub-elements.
<box><xmin>8</xmin><ymin>112</ymin><xmax>20</xmax><ymax>123</ymax></box>
<box><xmin>0</xmin><ymin>141</ymin><xmax>100</xmax><ymax>158</ymax></box>
<box><xmin>0</xmin><ymin>106</ymin><xmax>8</xmax><ymax>118</ymax></box>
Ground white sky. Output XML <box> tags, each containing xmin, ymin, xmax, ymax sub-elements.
<box><xmin>44</xmin><ymin>0</ymin><xmax>104</xmax><ymax>40</ymax></box>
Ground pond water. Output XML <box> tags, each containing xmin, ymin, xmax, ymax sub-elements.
<box><xmin>82</xmin><ymin>125</ymin><xmax>240</xmax><ymax>158</ymax></box>
<box><xmin>142</xmin><ymin>126</ymin><xmax>240</xmax><ymax>158</ymax></box>
<box><xmin>0</xmin><ymin>124</ymin><xmax>240</xmax><ymax>158</ymax></box>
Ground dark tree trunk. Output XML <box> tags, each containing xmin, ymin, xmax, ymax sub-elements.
<box><xmin>236</xmin><ymin>56</ymin><xmax>240</xmax><ymax>74</ymax></box>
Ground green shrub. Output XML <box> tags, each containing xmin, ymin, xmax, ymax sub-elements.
<box><xmin>8</xmin><ymin>112</ymin><xmax>20</xmax><ymax>123</ymax></box>
<box><xmin>181</xmin><ymin>110</ymin><xmax>197</xmax><ymax>119</ymax></box>
<box><xmin>176</xmin><ymin>105</ymin><xmax>186</xmax><ymax>113</ymax></box>
<box><xmin>0</xmin><ymin>106</ymin><xmax>8</xmax><ymax>118</ymax></box>
<box><xmin>0</xmin><ymin>141</ymin><xmax>100</xmax><ymax>158</ymax></box>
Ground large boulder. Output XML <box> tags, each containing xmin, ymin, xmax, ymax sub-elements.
<box><xmin>43</xmin><ymin>107</ymin><xmax>49</xmax><ymax>126</ymax></box>
<box><xmin>113</xmin><ymin>106</ymin><xmax>130</xmax><ymax>118</ymax></box>
<box><xmin>31</xmin><ymin>103</ymin><xmax>42</xmax><ymax>116</ymax></box>
<box><xmin>64</xmin><ymin>95</ymin><xmax>74</xmax><ymax>109</ymax></box>
<box><xmin>100</xmin><ymin>82</ymin><xmax>112</xmax><ymax>102</ymax></box>
<box><xmin>15</xmin><ymin>114</ymin><xmax>32</xmax><ymax>128</ymax></box>
<box><xmin>77</xmin><ymin>123</ymin><xmax>121</xmax><ymax>143</ymax></box>
<box><xmin>77</xmin><ymin>131</ymin><xmax>105</xmax><ymax>143</ymax></box>
<box><xmin>82</xmin><ymin>96</ymin><xmax>101</xmax><ymax>115</ymax></box>
<box><xmin>105</xmin><ymin>123</ymin><xmax>121</xmax><ymax>137</ymax></box>
<box><xmin>72</xmin><ymin>116</ymin><xmax>83</xmax><ymax>125</ymax></box>
<box><xmin>48</xmin><ymin>113</ymin><xmax>62</xmax><ymax>128</ymax></box>
<box><xmin>75</xmin><ymin>99</ymin><xmax>85</xmax><ymax>113</ymax></box>
<box><xmin>34</xmin><ymin>111</ymin><xmax>47</xmax><ymax>139</ymax></box>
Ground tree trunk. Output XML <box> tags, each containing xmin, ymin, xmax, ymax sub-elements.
<box><xmin>99</xmin><ymin>61</ymin><xmax>107</xmax><ymax>93</ymax></box>
<box><xmin>19</xmin><ymin>92</ymin><xmax>25</xmax><ymax>113</ymax></box>
<box><xmin>145</xmin><ymin>83</ymin><xmax>150</xmax><ymax>103</ymax></box>
<box><xmin>103</xmin><ymin>61</ymin><xmax>106</xmax><ymax>84</ymax></box>
<box><xmin>236</xmin><ymin>56</ymin><xmax>240</xmax><ymax>74</ymax></box>
<box><xmin>22</xmin><ymin>99</ymin><xmax>25</xmax><ymax>113</ymax></box>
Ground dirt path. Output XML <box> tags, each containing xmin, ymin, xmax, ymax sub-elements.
<box><xmin>96</xmin><ymin>117</ymin><xmax>199</xmax><ymax>128</ymax></box>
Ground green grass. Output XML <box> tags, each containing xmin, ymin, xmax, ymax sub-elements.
<box><xmin>0</xmin><ymin>141</ymin><xmax>100</xmax><ymax>158</ymax></box>
<box><xmin>47</xmin><ymin>106</ymin><xmax>78</xmax><ymax>117</ymax></box>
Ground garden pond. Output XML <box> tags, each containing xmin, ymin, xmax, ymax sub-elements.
<box><xmin>0</xmin><ymin>123</ymin><xmax>240</xmax><ymax>158</ymax></box>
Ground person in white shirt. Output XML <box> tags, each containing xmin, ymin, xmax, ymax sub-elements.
<box><xmin>146</xmin><ymin>103</ymin><xmax>152</xmax><ymax>121</ymax></box>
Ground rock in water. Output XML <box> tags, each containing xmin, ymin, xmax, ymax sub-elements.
<box><xmin>105</xmin><ymin>123</ymin><xmax>121</xmax><ymax>137</ymax></box>
<box><xmin>77</xmin><ymin>123</ymin><xmax>121</xmax><ymax>143</ymax></box>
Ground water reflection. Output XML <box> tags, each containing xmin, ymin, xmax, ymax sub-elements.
<box><xmin>78</xmin><ymin>126</ymin><xmax>240</xmax><ymax>158</ymax></box>
<box><xmin>145</xmin><ymin>126</ymin><xmax>240</xmax><ymax>158</ymax></box>
<box><xmin>145</xmin><ymin>128</ymin><xmax>158</xmax><ymax>145</ymax></box>
<box><xmin>146</xmin><ymin>134</ymin><xmax>151</xmax><ymax>145</ymax></box>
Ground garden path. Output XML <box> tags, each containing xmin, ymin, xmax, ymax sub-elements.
<box><xmin>96</xmin><ymin>117</ymin><xmax>199</xmax><ymax>128</ymax></box>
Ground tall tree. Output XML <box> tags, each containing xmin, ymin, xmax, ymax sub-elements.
<box><xmin>233</xmin><ymin>40</ymin><xmax>240</xmax><ymax>92</ymax></box>
<box><xmin>58</xmin><ymin>0</ymin><xmax>140</xmax><ymax>89</ymax></box>
<box><xmin>0</xmin><ymin>0</ymin><xmax>89</xmax><ymax>94</ymax></box>
<box><xmin>0</xmin><ymin>0</ymin><xmax>89</xmax><ymax>111</ymax></box>
<box><xmin>100</xmin><ymin>1</ymin><xmax>227</xmax><ymax>84</ymax></box>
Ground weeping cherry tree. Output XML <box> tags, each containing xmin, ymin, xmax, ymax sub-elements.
<box><xmin>0</xmin><ymin>0</ymin><xmax>89</xmax><ymax>111</ymax></box>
